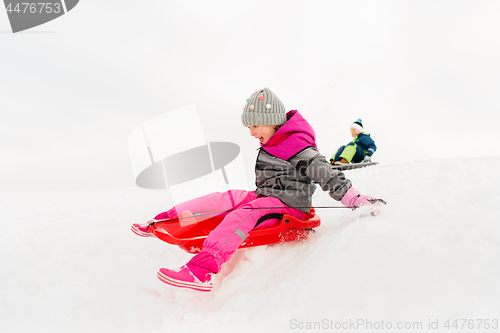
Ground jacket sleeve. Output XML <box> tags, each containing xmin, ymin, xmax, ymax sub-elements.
<box><xmin>290</xmin><ymin>147</ymin><xmax>352</xmax><ymax>201</ymax></box>
<box><xmin>358</xmin><ymin>135</ymin><xmax>377</xmax><ymax>156</ymax></box>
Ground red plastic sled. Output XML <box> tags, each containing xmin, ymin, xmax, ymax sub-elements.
<box><xmin>148</xmin><ymin>208</ymin><xmax>321</xmax><ymax>254</ymax></box>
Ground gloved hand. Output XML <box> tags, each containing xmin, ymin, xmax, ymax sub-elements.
<box><xmin>341</xmin><ymin>187</ymin><xmax>385</xmax><ymax>215</ymax></box>
<box><xmin>179</xmin><ymin>210</ymin><xmax>197</xmax><ymax>227</ymax></box>
<box><xmin>363</xmin><ymin>155</ymin><xmax>371</xmax><ymax>163</ymax></box>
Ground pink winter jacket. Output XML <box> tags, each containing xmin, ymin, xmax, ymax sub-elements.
<box><xmin>255</xmin><ymin>110</ymin><xmax>352</xmax><ymax>213</ymax></box>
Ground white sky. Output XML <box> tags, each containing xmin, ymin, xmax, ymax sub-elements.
<box><xmin>1</xmin><ymin>0</ymin><xmax>500</xmax><ymax>191</ymax></box>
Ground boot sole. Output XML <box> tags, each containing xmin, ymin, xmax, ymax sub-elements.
<box><xmin>157</xmin><ymin>270</ymin><xmax>213</xmax><ymax>292</ymax></box>
<box><xmin>131</xmin><ymin>225</ymin><xmax>155</xmax><ymax>237</ymax></box>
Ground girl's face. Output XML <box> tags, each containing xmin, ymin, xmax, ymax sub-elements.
<box><xmin>350</xmin><ymin>127</ymin><xmax>361</xmax><ymax>138</ymax></box>
<box><xmin>247</xmin><ymin>125</ymin><xmax>277</xmax><ymax>144</ymax></box>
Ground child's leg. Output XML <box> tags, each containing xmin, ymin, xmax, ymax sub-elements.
<box><xmin>351</xmin><ymin>145</ymin><xmax>366</xmax><ymax>163</ymax></box>
<box><xmin>339</xmin><ymin>143</ymin><xmax>358</xmax><ymax>163</ymax></box>
<box><xmin>132</xmin><ymin>190</ymin><xmax>257</xmax><ymax>237</ymax></box>
<box><xmin>331</xmin><ymin>145</ymin><xmax>346</xmax><ymax>161</ymax></box>
<box><xmin>153</xmin><ymin>190</ymin><xmax>258</xmax><ymax>221</ymax></box>
<box><xmin>187</xmin><ymin>196</ymin><xmax>306</xmax><ymax>276</ymax></box>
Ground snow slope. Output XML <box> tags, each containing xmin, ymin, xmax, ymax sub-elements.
<box><xmin>1</xmin><ymin>157</ymin><xmax>499</xmax><ymax>333</ymax></box>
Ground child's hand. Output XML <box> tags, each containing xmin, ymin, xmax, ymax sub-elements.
<box><xmin>341</xmin><ymin>187</ymin><xmax>385</xmax><ymax>215</ymax></box>
<box><xmin>363</xmin><ymin>155</ymin><xmax>371</xmax><ymax>163</ymax></box>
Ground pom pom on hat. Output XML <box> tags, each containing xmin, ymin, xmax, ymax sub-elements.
<box><xmin>241</xmin><ymin>88</ymin><xmax>287</xmax><ymax>127</ymax></box>
<box><xmin>350</xmin><ymin>118</ymin><xmax>364</xmax><ymax>132</ymax></box>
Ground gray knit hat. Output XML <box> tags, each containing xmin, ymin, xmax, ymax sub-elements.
<box><xmin>241</xmin><ymin>87</ymin><xmax>287</xmax><ymax>126</ymax></box>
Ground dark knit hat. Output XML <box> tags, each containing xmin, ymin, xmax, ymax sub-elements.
<box><xmin>241</xmin><ymin>88</ymin><xmax>287</xmax><ymax>126</ymax></box>
<box><xmin>351</xmin><ymin>118</ymin><xmax>364</xmax><ymax>132</ymax></box>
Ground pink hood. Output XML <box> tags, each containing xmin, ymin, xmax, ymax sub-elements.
<box><xmin>261</xmin><ymin>110</ymin><xmax>317</xmax><ymax>160</ymax></box>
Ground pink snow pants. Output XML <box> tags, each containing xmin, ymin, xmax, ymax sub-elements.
<box><xmin>154</xmin><ymin>190</ymin><xmax>306</xmax><ymax>275</ymax></box>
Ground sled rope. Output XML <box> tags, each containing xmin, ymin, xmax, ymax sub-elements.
<box><xmin>148</xmin><ymin>199</ymin><xmax>386</xmax><ymax>226</ymax></box>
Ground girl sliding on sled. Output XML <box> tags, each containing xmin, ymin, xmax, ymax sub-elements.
<box><xmin>132</xmin><ymin>88</ymin><xmax>380</xmax><ymax>292</ymax></box>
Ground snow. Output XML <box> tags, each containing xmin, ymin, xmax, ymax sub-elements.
<box><xmin>1</xmin><ymin>158</ymin><xmax>499</xmax><ymax>332</ymax></box>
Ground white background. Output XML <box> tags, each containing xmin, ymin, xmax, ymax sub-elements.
<box><xmin>2</xmin><ymin>0</ymin><xmax>500</xmax><ymax>191</ymax></box>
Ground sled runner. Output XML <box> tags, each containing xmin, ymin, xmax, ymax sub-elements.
<box><xmin>148</xmin><ymin>208</ymin><xmax>321</xmax><ymax>254</ymax></box>
<box><xmin>330</xmin><ymin>161</ymin><xmax>378</xmax><ymax>171</ymax></box>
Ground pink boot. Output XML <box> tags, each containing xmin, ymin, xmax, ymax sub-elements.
<box><xmin>130</xmin><ymin>219</ymin><xmax>156</xmax><ymax>237</ymax></box>
<box><xmin>157</xmin><ymin>264</ymin><xmax>214</xmax><ymax>292</ymax></box>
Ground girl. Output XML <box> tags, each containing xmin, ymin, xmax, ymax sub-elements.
<box><xmin>131</xmin><ymin>88</ymin><xmax>378</xmax><ymax>292</ymax></box>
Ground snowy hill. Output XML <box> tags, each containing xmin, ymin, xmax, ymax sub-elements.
<box><xmin>2</xmin><ymin>157</ymin><xmax>499</xmax><ymax>332</ymax></box>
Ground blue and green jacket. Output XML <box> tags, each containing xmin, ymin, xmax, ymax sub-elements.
<box><xmin>353</xmin><ymin>132</ymin><xmax>377</xmax><ymax>156</ymax></box>
<box><xmin>331</xmin><ymin>132</ymin><xmax>377</xmax><ymax>163</ymax></box>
